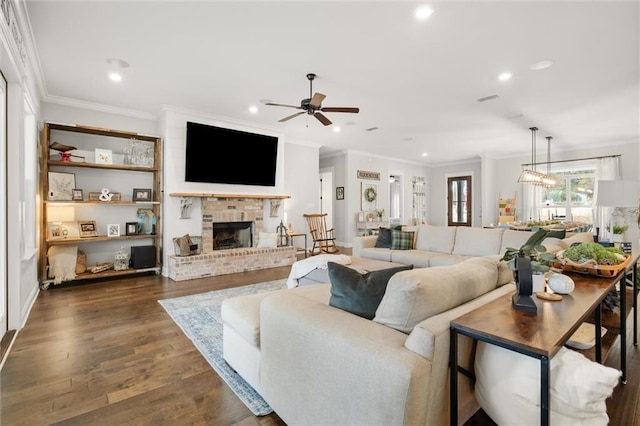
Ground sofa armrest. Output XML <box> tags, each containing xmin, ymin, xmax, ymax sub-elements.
<box><xmin>260</xmin><ymin>291</ymin><xmax>430</xmax><ymax>426</ymax></box>
<box><xmin>405</xmin><ymin>283</ymin><xmax>515</xmax><ymax>361</ymax></box>
<box><xmin>352</xmin><ymin>235</ymin><xmax>378</xmax><ymax>257</ymax></box>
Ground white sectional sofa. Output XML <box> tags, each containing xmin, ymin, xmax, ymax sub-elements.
<box><xmin>221</xmin><ymin>224</ymin><xmax>595</xmax><ymax>425</ymax></box>
<box><xmin>352</xmin><ymin>224</ymin><xmax>592</xmax><ymax>268</ymax></box>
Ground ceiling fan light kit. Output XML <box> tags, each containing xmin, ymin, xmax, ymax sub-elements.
<box><xmin>266</xmin><ymin>73</ymin><xmax>359</xmax><ymax>126</ymax></box>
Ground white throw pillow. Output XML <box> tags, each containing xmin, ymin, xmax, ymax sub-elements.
<box><xmin>257</xmin><ymin>232</ymin><xmax>278</xmax><ymax>248</ymax></box>
<box><xmin>475</xmin><ymin>342</ymin><xmax>620</xmax><ymax>425</ymax></box>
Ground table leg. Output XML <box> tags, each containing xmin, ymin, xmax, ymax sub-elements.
<box><xmin>620</xmin><ymin>274</ymin><xmax>627</xmax><ymax>384</ymax></box>
<box><xmin>595</xmin><ymin>305</ymin><xmax>602</xmax><ymax>364</ymax></box>
<box><xmin>633</xmin><ymin>260</ymin><xmax>637</xmax><ymax>346</ymax></box>
<box><xmin>449</xmin><ymin>329</ymin><xmax>458</xmax><ymax>426</ymax></box>
<box><xmin>540</xmin><ymin>355</ymin><xmax>550</xmax><ymax>426</ymax></box>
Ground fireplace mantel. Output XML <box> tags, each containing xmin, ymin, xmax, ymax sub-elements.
<box><xmin>169</xmin><ymin>192</ymin><xmax>290</xmax><ymax>199</ymax></box>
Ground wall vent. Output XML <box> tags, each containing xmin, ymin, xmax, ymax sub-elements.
<box><xmin>365</xmin><ymin>127</ymin><xmax>379</xmax><ymax>132</ymax></box>
<box><xmin>476</xmin><ymin>94</ymin><xmax>500</xmax><ymax>102</ymax></box>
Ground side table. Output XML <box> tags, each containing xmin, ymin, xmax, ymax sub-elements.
<box><xmin>287</xmin><ymin>231</ymin><xmax>307</xmax><ymax>258</ymax></box>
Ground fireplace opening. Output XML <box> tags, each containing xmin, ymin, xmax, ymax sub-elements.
<box><xmin>212</xmin><ymin>221</ymin><xmax>253</xmax><ymax>250</ymax></box>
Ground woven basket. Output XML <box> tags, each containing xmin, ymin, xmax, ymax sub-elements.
<box><xmin>553</xmin><ymin>253</ymin><xmax>631</xmax><ymax>277</ymax></box>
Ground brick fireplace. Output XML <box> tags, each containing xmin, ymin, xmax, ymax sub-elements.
<box><xmin>167</xmin><ymin>194</ymin><xmax>296</xmax><ymax>281</ymax></box>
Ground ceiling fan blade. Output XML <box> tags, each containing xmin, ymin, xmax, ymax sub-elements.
<box><xmin>320</xmin><ymin>107</ymin><xmax>360</xmax><ymax>113</ymax></box>
<box><xmin>314</xmin><ymin>112</ymin><xmax>332</xmax><ymax>126</ymax></box>
<box><xmin>278</xmin><ymin>111</ymin><xmax>305</xmax><ymax>123</ymax></box>
<box><xmin>309</xmin><ymin>92</ymin><xmax>326</xmax><ymax>108</ymax></box>
<box><xmin>265</xmin><ymin>102</ymin><xmax>302</xmax><ymax>109</ymax></box>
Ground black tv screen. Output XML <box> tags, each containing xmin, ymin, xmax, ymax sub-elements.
<box><xmin>185</xmin><ymin>121</ymin><xmax>278</xmax><ymax>186</ymax></box>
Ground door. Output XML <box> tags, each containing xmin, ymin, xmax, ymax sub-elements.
<box><xmin>319</xmin><ymin>168</ymin><xmax>333</xmax><ymax>230</ymax></box>
<box><xmin>447</xmin><ymin>175</ymin><xmax>472</xmax><ymax>227</ymax></box>
<box><xmin>0</xmin><ymin>71</ymin><xmax>7</xmax><ymax>338</ymax></box>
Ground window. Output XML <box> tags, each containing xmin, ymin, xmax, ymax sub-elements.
<box><xmin>412</xmin><ymin>177</ymin><xmax>427</xmax><ymax>225</ymax></box>
<box><xmin>448</xmin><ymin>175</ymin><xmax>472</xmax><ymax>227</ymax></box>
<box><xmin>540</xmin><ymin>168</ymin><xmax>595</xmax><ymax>224</ymax></box>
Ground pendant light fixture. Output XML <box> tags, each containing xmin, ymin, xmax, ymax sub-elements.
<box><xmin>517</xmin><ymin>127</ymin><xmax>557</xmax><ymax>187</ymax></box>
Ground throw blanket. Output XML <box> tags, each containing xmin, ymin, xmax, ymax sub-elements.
<box><xmin>47</xmin><ymin>245</ymin><xmax>78</xmax><ymax>284</ymax></box>
<box><xmin>286</xmin><ymin>254</ymin><xmax>351</xmax><ymax>288</ymax></box>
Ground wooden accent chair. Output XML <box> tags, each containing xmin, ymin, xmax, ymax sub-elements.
<box><xmin>303</xmin><ymin>213</ymin><xmax>339</xmax><ymax>255</ymax></box>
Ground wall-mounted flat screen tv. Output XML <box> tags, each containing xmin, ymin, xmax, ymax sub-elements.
<box><xmin>185</xmin><ymin>121</ymin><xmax>278</xmax><ymax>186</ymax></box>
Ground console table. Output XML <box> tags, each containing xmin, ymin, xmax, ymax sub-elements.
<box><xmin>449</xmin><ymin>269</ymin><xmax>629</xmax><ymax>426</ymax></box>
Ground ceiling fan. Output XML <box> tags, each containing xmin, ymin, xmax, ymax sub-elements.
<box><xmin>265</xmin><ymin>73</ymin><xmax>359</xmax><ymax>126</ymax></box>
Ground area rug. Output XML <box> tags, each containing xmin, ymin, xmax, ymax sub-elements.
<box><xmin>158</xmin><ymin>279</ymin><xmax>287</xmax><ymax>416</ymax></box>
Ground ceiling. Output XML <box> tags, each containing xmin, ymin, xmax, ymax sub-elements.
<box><xmin>24</xmin><ymin>1</ymin><xmax>639</xmax><ymax>165</ymax></box>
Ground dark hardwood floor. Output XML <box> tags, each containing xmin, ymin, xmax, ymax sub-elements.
<box><xmin>1</xmin><ymin>257</ymin><xmax>638</xmax><ymax>425</ymax></box>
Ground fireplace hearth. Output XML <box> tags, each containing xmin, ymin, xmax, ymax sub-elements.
<box><xmin>212</xmin><ymin>221</ymin><xmax>253</xmax><ymax>250</ymax></box>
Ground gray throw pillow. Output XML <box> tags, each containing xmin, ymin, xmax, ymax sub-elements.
<box><xmin>327</xmin><ymin>261</ymin><xmax>414</xmax><ymax>319</ymax></box>
<box><xmin>375</xmin><ymin>227</ymin><xmax>392</xmax><ymax>248</ymax></box>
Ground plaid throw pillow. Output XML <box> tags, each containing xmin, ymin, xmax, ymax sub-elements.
<box><xmin>391</xmin><ymin>229</ymin><xmax>414</xmax><ymax>250</ymax></box>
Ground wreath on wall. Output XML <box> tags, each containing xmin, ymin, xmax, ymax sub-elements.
<box><xmin>364</xmin><ymin>186</ymin><xmax>377</xmax><ymax>202</ymax></box>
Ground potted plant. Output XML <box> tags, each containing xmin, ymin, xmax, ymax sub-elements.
<box><xmin>607</xmin><ymin>223</ymin><xmax>628</xmax><ymax>242</ymax></box>
<box><xmin>501</xmin><ymin>229</ymin><xmax>557</xmax><ymax>291</ymax></box>
<box><xmin>376</xmin><ymin>209</ymin><xmax>385</xmax><ymax>220</ymax></box>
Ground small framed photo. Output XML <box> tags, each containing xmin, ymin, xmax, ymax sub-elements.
<box><xmin>47</xmin><ymin>222</ymin><xmax>63</xmax><ymax>240</ymax></box>
<box><xmin>78</xmin><ymin>220</ymin><xmax>98</xmax><ymax>238</ymax></box>
<box><xmin>72</xmin><ymin>189</ymin><xmax>84</xmax><ymax>201</ymax></box>
<box><xmin>107</xmin><ymin>224</ymin><xmax>120</xmax><ymax>237</ymax></box>
<box><xmin>132</xmin><ymin>188</ymin><xmax>152</xmax><ymax>202</ymax></box>
<box><xmin>88</xmin><ymin>192</ymin><xmax>101</xmax><ymax>201</ymax></box>
<box><xmin>95</xmin><ymin>148</ymin><xmax>113</xmax><ymax>165</ymax></box>
<box><xmin>110</xmin><ymin>192</ymin><xmax>122</xmax><ymax>201</ymax></box>
<box><xmin>125</xmin><ymin>222</ymin><xmax>138</xmax><ymax>236</ymax></box>
<box><xmin>48</xmin><ymin>171</ymin><xmax>76</xmax><ymax>201</ymax></box>
<box><xmin>336</xmin><ymin>186</ymin><xmax>345</xmax><ymax>200</ymax></box>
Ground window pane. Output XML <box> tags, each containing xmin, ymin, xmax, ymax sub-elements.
<box><xmin>570</xmin><ymin>177</ymin><xmax>594</xmax><ymax>206</ymax></box>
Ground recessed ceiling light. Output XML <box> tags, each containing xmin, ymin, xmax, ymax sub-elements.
<box><xmin>415</xmin><ymin>5</ymin><xmax>434</xmax><ymax>20</ymax></box>
<box><xmin>531</xmin><ymin>60</ymin><xmax>554</xmax><ymax>71</ymax></box>
<box><xmin>498</xmin><ymin>72</ymin><xmax>512</xmax><ymax>81</ymax></box>
<box><xmin>333</xmin><ymin>126</ymin><xmax>341</xmax><ymax>133</ymax></box>
<box><xmin>249</xmin><ymin>105</ymin><xmax>258</xmax><ymax>114</ymax></box>
<box><xmin>108</xmin><ymin>72</ymin><xmax>122</xmax><ymax>82</ymax></box>
<box><xmin>422</xmin><ymin>152</ymin><xmax>428</xmax><ymax>157</ymax></box>
<box><xmin>107</xmin><ymin>58</ymin><xmax>129</xmax><ymax>68</ymax></box>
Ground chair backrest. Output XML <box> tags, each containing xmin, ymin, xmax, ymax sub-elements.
<box><xmin>303</xmin><ymin>213</ymin><xmax>331</xmax><ymax>240</ymax></box>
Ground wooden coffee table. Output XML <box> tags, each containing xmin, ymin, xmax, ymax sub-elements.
<box><xmin>449</xmin><ymin>270</ymin><xmax>629</xmax><ymax>426</ymax></box>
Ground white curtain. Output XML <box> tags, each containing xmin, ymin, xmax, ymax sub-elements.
<box><xmin>520</xmin><ymin>175</ymin><xmax>544</xmax><ymax>223</ymax></box>
<box><xmin>595</xmin><ymin>156</ymin><xmax>621</xmax><ymax>241</ymax></box>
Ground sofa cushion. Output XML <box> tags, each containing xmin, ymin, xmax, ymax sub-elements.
<box><xmin>499</xmin><ymin>229</ymin><xmax>535</xmax><ymax>255</ymax></box>
<box><xmin>327</xmin><ymin>262</ymin><xmax>413</xmax><ymax>319</ymax></box>
<box><xmin>391</xmin><ymin>229</ymin><xmax>415</xmax><ymax>250</ymax></box>
<box><xmin>452</xmin><ymin>227</ymin><xmax>504</xmax><ymax>257</ymax></box>
<box><xmin>375</xmin><ymin>227</ymin><xmax>392</xmax><ymax>248</ymax></box>
<box><xmin>390</xmin><ymin>250</ymin><xmax>433</xmax><ymax>268</ymax></box>
<box><xmin>358</xmin><ymin>247</ymin><xmax>392</xmax><ymax>262</ymax></box>
<box><xmin>374</xmin><ymin>257</ymin><xmax>499</xmax><ymax>333</ymax></box>
<box><xmin>415</xmin><ymin>224</ymin><xmax>457</xmax><ymax>253</ymax></box>
<box><xmin>475</xmin><ymin>343</ymin><xmax>620</xmax><ymax>424</ymax></box>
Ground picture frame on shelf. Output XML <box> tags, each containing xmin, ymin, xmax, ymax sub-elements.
<box><xmin>94</xmin><ymin>148</ymin><xmax>113</xmax><ymax>165</ymax></box>
<box><xmin>110</xmin><ymin>192</ymin><xmax>122</xmax><ymax>201</ymax></box>
<box><xmin>48</xmin><ymin>171</ymin><xmax>75</xmax><ymax>201</ymax></box>
<box><xmin>132</xmin><ymin>188</ymin><xmax>152</xmax><ymax>202</ymax></box>
<box><xmin>72</xmin><ymin>188</ymin><xmax>83</xmax><ymax>201</ymax></box>
<box><xmin>336</xmin><ymin>186</ymin><xmax>344</xmax><ymax>200</ymax></box>
<box><xmin>107</xmin><ymin>224</ymin><xmax>120</xmax><ymax>237</ymax></box>
<box><xmin>88</xmin><ymin>192</ymin><xmax>101</xmax><ymax>201</ymax></box>
<box><xmin>47</xmin><ymin>223</ymin><xmax>63</xmax><ymax>240</ymax></box>
<box><xmin>78</xmin><ymin>220</ymin><xmax>98</xmax><ymax>238</ymax></box>
<box><xmin>125</xmin><ymin>222</ymin><xmax>138</xmax><ymax>236</ymax></box>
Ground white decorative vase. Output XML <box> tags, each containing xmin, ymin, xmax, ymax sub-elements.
<box><xmin>612</xmin><ymin>234</ymin><xmax>623</xmax><ymax>243</ymax></box>
<box><xmin>532</xmin><ymin>274</ymin><xmax>546</xmax><ymax>293</ymax></box>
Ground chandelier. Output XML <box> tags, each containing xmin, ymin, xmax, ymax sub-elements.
<box><xmin>517</xmin><ymin>127</ymin><xmax>557</xmax><ymax>187</ymax></box>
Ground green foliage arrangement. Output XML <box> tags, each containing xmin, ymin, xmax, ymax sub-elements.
<box><xmin>607</xmin><ymin>224</ymin><xmax>628</xmax><ymax>234</ymax></box>
<box><xmin>501</xmin><ymin>229</ymin><xmax>556</xmax><ymax>275</ymax></box>
<box><xmin>562</xmin><ymin>242</ymin><xmax>625</xmax><ymax>265</ymax></box>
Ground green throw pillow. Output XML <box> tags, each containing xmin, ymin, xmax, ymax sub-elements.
<box><xmin>391</xmin><ymin>229</ymin><xmax>415</xmax><ymax>250</ymax></box>
<box><xmin>327</xmin><ymin>262</ymin><xmax>414</xmax><ymax>319</ymax></box>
